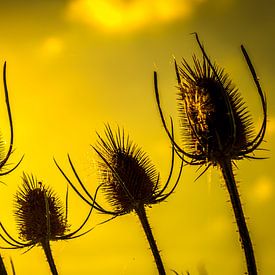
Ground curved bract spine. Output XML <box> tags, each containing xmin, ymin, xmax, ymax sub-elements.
<box><xmin>0</xmin><ymin>62</ymin><xmax>23</xmax><ymax>176</ymax></box>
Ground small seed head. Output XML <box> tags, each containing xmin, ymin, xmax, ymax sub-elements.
<box><xmin>96</xmin><ymin>126</ymin><xmax>160</xmax><ymax>214</ymax></box>
<box><xmin>14</xmin><ymin>173</ymin><xmax>68</xmax><ymax>244</ymax></box>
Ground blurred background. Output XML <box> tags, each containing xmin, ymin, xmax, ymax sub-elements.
<box><xmin>0</xmin><ymin>0</ymin><xmax>273</xmax><ymax>274</ymax></box>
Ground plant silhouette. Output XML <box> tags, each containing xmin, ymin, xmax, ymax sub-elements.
<box><xmin>55</xmin><ymin>124</ymin><xmax>183</xmax><ymax>275</ymax></box>
<box><xmin>154</xmin><ymin>33</ymin><xmax>266</xmax><ymax>275</ymax></box>
<box><xmin>0</xmin><ymin>173</ymin><xmax>97</xmax><ymax>275</ymax></box>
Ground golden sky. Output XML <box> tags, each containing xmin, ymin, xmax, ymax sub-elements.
<box><xmin>0</xmin><ymin>0</ymin><xmax>274</xmax><ymax>274</ymax></box>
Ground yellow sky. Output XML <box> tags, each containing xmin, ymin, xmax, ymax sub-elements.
<box><xmin>0</xmin><ymin>0</ymin><xmax>274</xmax><ymax>274</ymax></box>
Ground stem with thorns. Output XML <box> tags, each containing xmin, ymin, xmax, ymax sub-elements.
<box><xmin>220</xmin><ymin>159</ymin><xmax>257</xmax><ymax>275</ymax></box>
<box><xmin>41</xmin><ymin>240</ymin><xmax>58</xmax><ymax>275</ymax></box>
<box><xmin>0</xmin><ymin>254</ymin><xmax>8</xmax><ymax>275</ymax></box>
<box><xmin>135</xmin><ymin>204</ymin><xmax>166</xmax><ymax>275</ymax></box>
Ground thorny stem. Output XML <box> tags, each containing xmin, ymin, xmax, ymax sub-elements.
<box><xmin>41</xmin><ymin>240</ymin><xmax>58</xmax><ymax>275</ymax></box>
<box><xmin>10</xmin><ymin>258</ymin><xmax>15</xmax><ymax>275</ymax></box>
<box><xmin>0</xmin><ymin>254</ymin><xmax>8</xmax><ymax>275</ymax></box>
<box><xmin>220</xmin><ymin>159</ymin><xmax>257</xmax><ymax>275</ymax></box>
<box><xmin>135</xmin><ymin>205</ymin><xmax>166</xmax><ymax>275</ymax></box>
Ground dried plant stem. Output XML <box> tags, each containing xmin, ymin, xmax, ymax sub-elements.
<box><xmin>41</xmin><ymin>241</ymin><xmax>58</xmax><ymax>275</ymax></box>
<box><xmin>135</xmin><ymin>205</ymin><xmax>166</xmax><ymax>275</ymax></box>
<box><xmin>10</xmin><ymin>258</ymin><xmax>15</xmax><ymax>275</ymax></box>
<box><xmin>0</xmin><ymin>255</ymin><xmax>8</xmax><ymax>275</ymax></box>
<box><xmin>220</xmin><ymin>159</ymin><xmax>257</xmax><ymax>275</ymax></box>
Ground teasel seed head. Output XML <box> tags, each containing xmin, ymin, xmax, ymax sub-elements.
<box><xmin>177</xmin><ymin>54</ymin><xmax>254</xmax><ymax>165</ymax></box>
<box><xmin>95</xmin><ymin>125</ymin><xmax>161</xmax><ymax>214</ymax></box>
<box><xmin>154</xmin><ymin>33</ymin><xmax>266</xmax><ymax>168</ymax></box>
<box><xmin>54</xmin><ymin>124</ymin><xmax>182</xmax><ymax>217</ymax></box>
<box><xmin>14</xmin><ymin>173</ymin><xmax>68</xmax><ymax>244</ymax></box>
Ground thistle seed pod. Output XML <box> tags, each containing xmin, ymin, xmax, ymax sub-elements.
<box><xmin>55</xmin><ymin>124</ymin><xmax>183</xmax><ymax>275</ymax></box>
<box><xmin>95</xmin><ymin>125</ymin><xmax>162</xmax><ymax>214</ymax></box>
<box><xmin>154</xmin><ymin>33</ymin><xmax>266</xmax><ymax>169</ymax></box>
<box><xmin>177</xmin><ymin>54</ymin><xmax>254</xmax><ymax>165</ymax></box>
<box><xmin>0</xmin><ymin>173</ymin><xmax>95</xmax><ymax>275</ymax></box>
<box><xmin>154</xmin><ymin>33</ymin><xmax>266</xmax><ymax>275</ymax></box>
<box><xmin>15</xmin><ymin>173</ymin><xmax>68</xmax><ymax>243</ymax></box>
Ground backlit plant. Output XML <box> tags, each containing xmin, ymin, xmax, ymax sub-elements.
<box><xmin>55</xmin><ymin>124</ymin><xmax>183</xmax><ymax>275</ymax></box>
<box><xmin>0</xmin><ymin>33</ymin><xmax>268</xmax><ymax>275</ymax></box>
<box><xmin>154</xmin><ymin>33</ymin><xmax>266</xmax><ymax>275</ymax></box>
<box><xmin>0</xmin><ymin>173</ymin><xmax>96</xmax><ymax>275</ymax></box>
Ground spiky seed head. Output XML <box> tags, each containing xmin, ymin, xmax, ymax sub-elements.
<box><xmin>96</xmin><ymin>126</ymin><xmax>160</xmax><ymax>214</ymax></box>
<box><xmin>14</xmin><ymin>173</ymin><xmax>68</xmax><ymax>244</ymax></box>
<box><xmin>177</xmin><ymin>56</ymin><xmax>254</xmax><ymax>165</ymax></box>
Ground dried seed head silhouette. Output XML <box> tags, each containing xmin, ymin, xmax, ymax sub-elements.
<box><xmin>54</xmin><ymin>124</ymin><xmax>182</xmax><ymax>216</ymax></box>
<box><xmin>154</xmin><ymin>33</ymin><xmax>266</xmax><ymax>170</ymax></box>
<box><xmin>0</xmin><ymin>62</ymin><xmax>23</xmax><ymax>176</ymax></box>
<box><xmin>15</xmin><ymin>174</ymin><xmax>68</xmax><ymax>243</ymax></box>
<box><xmin>95</xmin><ymin>124</ymin><xmax>183</xmax><ymax>214</ymax></box>
<box><xmin>154</xmin><ymin>33</ymin><xmax>266</xmax><ymax>275</ymax></box>
<box><xmin>0</xmin><ymin>173</ymin><xmax>96</xmax><ymax>274</ymax></box>
<box><xmin>54</xmin><ymin>124</ymin><xmax>183</xmax><ymax>275</ymax></box>
<box><xmin>177</xmin><ymin>55</ymin><xmax>254</xmax><ymax>163</ymax></box>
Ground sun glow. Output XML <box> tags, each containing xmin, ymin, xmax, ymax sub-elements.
<box><xmin>67</xmin><ymin>0</ymin><xmax>203</xmax><ymax>32</ymax></box>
